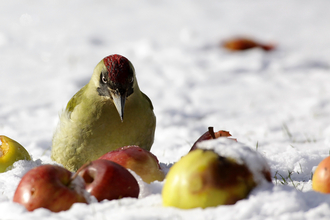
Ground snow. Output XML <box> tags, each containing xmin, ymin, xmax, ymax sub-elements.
<box><xmin>1</xmin><ymin>0</ymin><xmax>330</xmax><ymax>219</ymax></box>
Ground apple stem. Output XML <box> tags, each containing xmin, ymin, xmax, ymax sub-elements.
<box><xmin>208</xmin><ymin>127</ymin><xmax>216</xmax><ymax>139</ymax></box>
<box><xmin>67</xmin><ymin>171</ymin><xmax>82</xmax><ymax>187</ymax></box>
<box><xmin>70</xmin><ymin>172</ymin><xmax>80</xmax><ymax>184</ymax></box>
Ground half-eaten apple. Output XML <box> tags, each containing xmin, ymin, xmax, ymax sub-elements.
<box><xmin>0</xmin><ymin>135</ymin><xmax>31</xmax><ymax>173</ymax></box>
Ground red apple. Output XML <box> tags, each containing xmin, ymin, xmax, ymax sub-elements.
<box><xmin>99</xmin><ymin>145</ymin><xmax>165</xmax><ymax>183</ymax></box>
<box><xmin>190</xmin><ymin>127</ymin><xmax>236</xmax><ymax>152</ymax></box>
<box><xmin>13</xmin><ymin>164</ymin><xmax>88</xmax><ymax>212</ymax></box>
<box><xmin>77</xmin><ymin>159</ymin><xmax>139</xmax><ymax>202</ymax></box>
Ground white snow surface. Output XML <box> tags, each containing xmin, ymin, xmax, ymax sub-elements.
<box><xmin>1</xmin><ymin>0</ymin><xmax>330</xmax><ymax>219</ymax></box>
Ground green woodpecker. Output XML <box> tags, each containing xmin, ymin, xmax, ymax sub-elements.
<box><xmin>51</xmin><ymin>54</ymin><xmax>156</xmax><ymax>171</ymax></box>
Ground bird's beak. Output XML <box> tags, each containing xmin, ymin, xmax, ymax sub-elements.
<box><xmin>112</xmin><ymin>92</ymin><xmax>126</xmax><ymax>122</ymax></box>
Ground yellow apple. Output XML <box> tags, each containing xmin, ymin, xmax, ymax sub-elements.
<box><xmin>162</xmin><ymin>149</ymin><xmax>255</xmax><ymax>209</ymax></box>
<box><xmin>162</xmin><ymin>139</ymin><xmax>271</xmax><ymax>209</ymax></box>
<box><xmin>312</xmin><ymin>156</ymin><xmax>330</xmax><ymax>193</ymax></box>
<box><xmin>0</xmin><ymin>135</ymin><xmax>31</xmax><ymax>172</ymax></box>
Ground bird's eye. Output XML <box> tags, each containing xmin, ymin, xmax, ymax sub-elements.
<box><xmin>102</xmin><ymin>76</ymin><xmax>107</xmax><ymax>84</ymax></box>
<box><xmin>129</xmin><ymin>77</ymin><xmax>134</xmax><ymax>84</ymax></box>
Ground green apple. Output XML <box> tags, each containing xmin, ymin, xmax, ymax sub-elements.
<box><xmin>0</xmin><ymin>135</ymin><xmax>31</xmax><ymax>172</ymax></box>
<box><xmin>162</xmin><ymin>139</ymin><xmax>271</xmax><ymax>209</ymax></box>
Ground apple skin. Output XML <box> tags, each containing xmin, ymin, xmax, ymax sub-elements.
<box><xmin>312</xmin><ymin>156</ymin><xmax>330</xmax><ymax>193</ymax></box>
<box><xmin>98</xmin><ymin>145</ymin><xmax>165</xmax><ymax>183</ymax></box>
<box><xmin>77</xmin><ymin>159</ymin><xmax>139</xmax><ymax>202</ymax></box>
<box><xmin>222</xmin><ymin>37</ymin><xmax>275</xmax><ymax>51</ymax></box>
<box><xmin>190</xmin><ymin>128</ymin><xmax>235</xmax><ymax>152</ymax></box>
<box><xmin>0</xmin><ymin>135</ymin><xmax>31</xmax><ymax>173</ymax></box>
<box><xmin>13</xmin><ymin>164</ymin><xmax>87</xmax><ymax>212</ymax></box>
<box><xmin>162</xmin><ymin>149</ymin><xmax>256</xmax><ymax>209</ymax></box>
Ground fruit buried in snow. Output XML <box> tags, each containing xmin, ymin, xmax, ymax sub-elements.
<box><xmin>163</xmin><ymin>149</ymin><xmax>254</xmax><ymax>208</ymax></box>
<box><xmin>77</xmin><ymin>159</ymin><xmax>139</xmax><ymax>202</ymax></box>
<box><xmin>99</xmin><ymin>145</ymin><xmax>165</xmax><ymax>183</ymax></box>
<box><xmin>312</xmin><ymin>156</ymin><xmax>330</xmax><ymax>193</ymax></box>
<box><xmin>13</xmin><ymin>164</ymin><xmax>88</xmax><ymax>212</ymax></box>
<box><xmin>51</xmin><ymin>54</ymin><xmax>156</xmax><ymax>172</ymax></box>
<box><xmin>162</xmin><ymin>138</ymin><xmax>271</xmax><ymax>209</ymax></box>
<box><xmin>0</xmin><ymin>135</ymin><xmax>31</xmax><ymax>173</ymax></box>
<box><xmin>190</xmin><ymin>127</ymin><xmax>235</xmax><ymax>152</ymax></box>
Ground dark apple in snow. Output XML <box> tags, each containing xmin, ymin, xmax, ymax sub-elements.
<box><xmin>99</xmin><ymin>145</ymin><xmax>165</xmax><ymax>183</ymax></box>
<box><xmin>77</xmin><ymin>159</ymin><xmax>139</xmax><ymax>202</ymax></box>
<box><xmin>221</xmin><ymin>37</ymin><xmax>275</xmax><ymax>51</ymax></box>
<box><xmin>13</xmin><ymin>164</ymin><xmax>87</xmax><ymax>212</ymax></box>
<box><xmin>190</xmin><ymin>127</ymin><xmax>235</xmax><ymax>152</ymax></box>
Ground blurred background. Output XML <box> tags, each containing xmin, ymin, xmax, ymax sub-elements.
<box><xmin>0</xmin><ymin>0</ymin><xmax>330</xmax><ymax>166</ymax></box>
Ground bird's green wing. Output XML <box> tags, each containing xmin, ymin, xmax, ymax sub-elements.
<box><xmin>66</xmin><ymin>85</ymin><xmax>87</xmax><ymax>115</ymax></box>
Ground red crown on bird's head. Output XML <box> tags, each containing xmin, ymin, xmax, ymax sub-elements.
<box><xmin>103</xmin><ymin>54</ymin><xmax>133</xmax><ymax>85</ymax></box>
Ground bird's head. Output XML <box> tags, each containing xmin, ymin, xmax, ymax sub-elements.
<box><xmin>95</xmin><ymin>54</ymin><xmax>136</xmax><ymax>121</ymax></box>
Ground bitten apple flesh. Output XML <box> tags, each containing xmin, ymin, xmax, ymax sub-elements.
<box><xmin>77</xmin><ymin>159</ymin><xmax>139</xmax><ymax>202</ymax></box>
<box><xmin>99</xmin><ymin>145</ymin><xmax>165</xmax><ymax>183</ymax></box>
<box><xmin>13</xmin><ymin>164</ymin><xmax>87</xmax><ymax>212</ymax></box>
<box><xmin>0</xmin><ymin>135</ymin><xmax>31</xmax><ymax>173</ymax></box>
